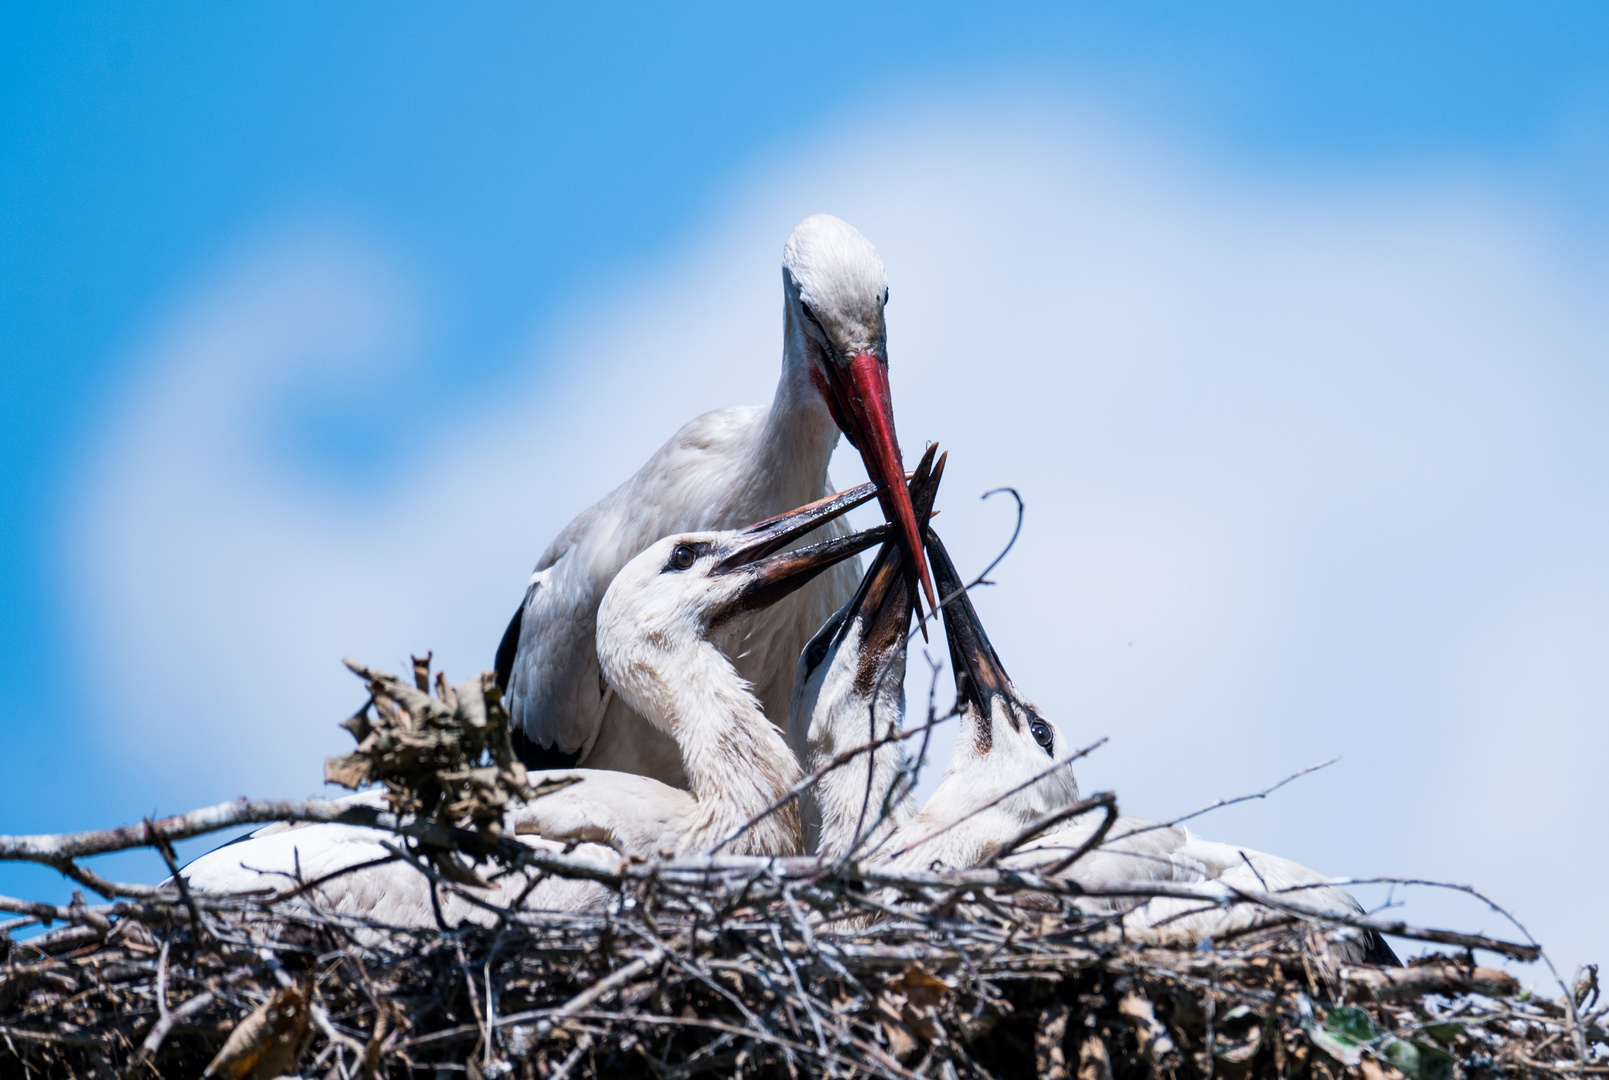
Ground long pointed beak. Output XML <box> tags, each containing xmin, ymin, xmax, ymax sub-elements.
<box><xmin>842</xmin><ymin>446</ymin><xmax>946</xmax><ymax>666</ymax></box>
<box><xmin>927</xmin><ymin>530</ymin><xmax>1013</xmax><ymax>724</ymax></box>
<box><xmin>827</xmin><ymin>353</ymin><xmax>938</xmax><ymax>618</ymax></box>
<box><xmin>714</xmin><ymin>477</ymin><xmax>882</xmax><ymax>574</ymax></box>
<box><xmin>718</xmin><ymin>524</ymin><xmax>891</xmax><ymax>623</ymax></box>
<box><xmin>710</xmin><ymin>479</ymin><xmax>894</xmax><ymax>623</ymax></box>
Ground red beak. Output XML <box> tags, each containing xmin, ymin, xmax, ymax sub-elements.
<box><xmin>822</xmin><ymin>352</ymin><xmax>938</xmax><ymax>620</ymax></box>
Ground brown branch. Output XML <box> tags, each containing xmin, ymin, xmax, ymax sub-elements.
<box><xmin>1343</xmin><ymin>960</ymin><xmax>1521</xmax><ymax>1003</ymax></box>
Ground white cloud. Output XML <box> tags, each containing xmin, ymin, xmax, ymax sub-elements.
<box><xmin>70</xmin><ymin>96</ymin><xmax>1609</xmax><ymax>975</ymax></box>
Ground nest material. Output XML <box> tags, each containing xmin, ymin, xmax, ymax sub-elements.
<box><xmin>2</xmin><ymin>879</ymin><xmax>1601</xmax><ymax>1080</ymax></box>
<box><xmin>1</xmin><ymin>661</ymin><xmax>1602</xmax><ymax>1079</ymax></box>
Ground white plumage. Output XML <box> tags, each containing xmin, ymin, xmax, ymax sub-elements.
<box><xmin>497</xmin><ymin>214</ymin><xmax>933</xmax><ymax>787</ymax></box>
<box><xmin>182</xmin><ymin>491</ymin><xmax>887</xmax><ymax>924</ymax></box>
<box><xmin>179</xmin><ymin>791</ymin><xmax>609</xmax><ymax>928</ymax></box>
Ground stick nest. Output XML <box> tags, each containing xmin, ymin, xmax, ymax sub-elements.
<box><xmin>2</xmin><ymin>662</ymin><xmax>1602</xmax><ymax>1079</ymax></box>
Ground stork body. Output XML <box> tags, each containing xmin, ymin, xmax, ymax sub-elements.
<box><xmin>498</xmin><ymin>215</ymin><xmax>933</xmax><ymax>787</ymax></box>
<box><xmin>183</xmin><ymin>490</ymin><xmax>888</xmax><ymax>924</ymax></box>
<box><xmin>999</xmin><ymin>813</ymin><xmax>1388</xmax><ymax>955</ymax></box>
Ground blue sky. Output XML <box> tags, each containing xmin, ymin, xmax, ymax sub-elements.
<box><xmin>4</xmin><ymin>5</ymin><xmax>1609</xmax><ymax>969</ymax></box>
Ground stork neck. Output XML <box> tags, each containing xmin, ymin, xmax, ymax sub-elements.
<box><xmin>761</xmin><ymin>307</ymin><xmax>840</xmax><ymax>488</ymax></box>
<box><xmin>803</xmin><ymin>639</ymin><xmax>914</xmax><ymax>861</ymax></box>
<box><xmin>658</xmin><ymin>641</ymin><xmax>804</xmax><ymax>854</ymax></box>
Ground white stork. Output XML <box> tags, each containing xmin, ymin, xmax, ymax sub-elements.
<box><xmin>496</xmin><ymin>214</ymin><xmax>935</xmax><ymax>787</ymax></box>
<box><xmin>795</xmin><ymin>522</ymin><xmax>1398</xmax><ymax>963</ymax></box>
<box><xmin>181</xmin><ymin>488</ymin><xmax>889</xmax><ymax>924</ymax></box>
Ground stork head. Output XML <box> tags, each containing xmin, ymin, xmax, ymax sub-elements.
<box><xmin>597</xmin><ymin>480</ymin><xmax>891</xmax><ymax>738</ymax></box>
<box><xmin>922</xmin><ymin>529</ymin><xmax>1081</xmax><ymax>834</ymax></box>
<box><xmin>783</xmin><ymin>214</ymin><xmax>937</xmax><ymax>619</ymax></box>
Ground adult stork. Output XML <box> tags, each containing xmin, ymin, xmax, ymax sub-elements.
<box><xmin>794</xmin><ymin>523</ymin><xmax>1397</xmax><ymax>962</ymax></box>
<box><xmin>496</xmin><ymin>214</ymin><xmax>934</xmax><ymax>787</ymax></box>
<box><xmin>182</xmin><ymin>487</ymin><xmax>890</xmax><ymax>923</ymax></box>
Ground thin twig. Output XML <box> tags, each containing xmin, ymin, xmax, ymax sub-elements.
<box><xmin>910</xmin><ymin>486</ymin><xmax>1025</xmax><ymax>641</ymax></box>
<box><xmin>1109</xmin><ymin>756</ymin><xmax>1341</xmax><ymax>843</ymax></box>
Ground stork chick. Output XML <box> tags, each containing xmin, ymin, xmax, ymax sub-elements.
<box><xmin>184</xmin><ymin>488</ymin><xmax>890</xmax><ymax>922</ymax></box>
<box><xmin>789</xmin><ymin>446</ymin><xmax>942</xmax><ymax>859</ymax></box>
<box><xmin>812</xmin><ymin>528</ymin><xmax>1397</xmax><ymax>962</ymax></box>
<box><xmin>517</xmin><ymin>482</ymin><xmax>891</xmax><ymax>858</ymax></box>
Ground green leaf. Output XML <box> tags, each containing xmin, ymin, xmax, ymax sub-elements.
<box><xmin>1307</xmin><ymin>1024</ymin><xmax>1363</xmax><ymax>1066</ymax></box>
<box><xmin>1324</xmin><ymin>1006</ymin><xmax>1377</xmax><ymax>1044</ymax></box>
<box><xmin>1423</xmin><ymin>1021</ymin><xmax>1463</xmax><ymax>1046</ymax></box>
<box><xmin>1380</xmin><ymin>1037</ymin><xmax>1454</xmax><ymax>1080</ymax></box>
<box><xmin>1383</xmin><ymin>1038</ymin><xmax>1421</xmax><ymax>1076</ymax></box>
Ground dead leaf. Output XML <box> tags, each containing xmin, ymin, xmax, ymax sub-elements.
<box><xmin>889</xmin><ymin>964</ymin><xmax>950</xmax><ymax>1009</ymax></box>
<box><xmin>876</xmin><ymin>995</ymin><xmax>921</xmax><ymax>1062</ymax></box>
<box><xmin>203</xmin><ymin>984</ymin><xmax>311</xmax><ymax>1079</ymax></box>
<box><xmin>323</xmin><ymin>754</ymin><xmax>371</xmax><ymax>790</ymax></box>
<box><xmin>429</xmin><ymin>851</ymin><xmax>492</xmax><ymax>889</ymax></box>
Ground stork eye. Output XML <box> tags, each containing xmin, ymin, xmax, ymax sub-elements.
<box><xmin>1029</xmin><ymin>717</ymin><xmax>1054</xmax><ymax>756</ymax></box>
<box><xmin>666</xmin><ymin>544</ymin><xmax>698</xmax><ymax>572</ymax></box>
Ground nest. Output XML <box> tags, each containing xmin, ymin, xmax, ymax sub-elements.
<box><xmin>2</xmin><ymin>662</ymin><xmax>1603</xmax><ymax>1079</ymax></box>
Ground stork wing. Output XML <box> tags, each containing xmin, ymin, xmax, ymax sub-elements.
<box><xmin>496</xmin><ymin>403</ymin><xmax>838</xmax><ymax>775</ymax></box>
<box><xmin>501</xmin><ymin>529</ymin><xmax>614</xmax><ymax>765</ymax></box>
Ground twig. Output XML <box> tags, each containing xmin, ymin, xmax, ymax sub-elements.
<box><xmin>1109</xmin><ymin>757</ymin><xmax>1341</xmax><ymax>843</ymax></box>
<box><xmin>988</xmin><ymin>790</ymin><xmax>1118</xmax><ymax>871</ymax></box>
<box><xmin>910</xmin><ymin>486</ymin><xmax>1024</xmax><ymax>641</ymax></box>
<box><xmin>879</xmin><ymin>738</ymin><xmax>1108</xmax><ymax>862</ymax></box>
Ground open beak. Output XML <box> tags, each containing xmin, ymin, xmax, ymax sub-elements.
<box><xmin>926</xmin><ymin>530</ymin><xmax>1013</xmax><ymax>733</ymax></box>
<box><xmin>712</xmin><ymin>483</ymin><xmax>892</xmax><ymax>623</ymax></box>
<box><xmin>822</xmin><ymin>353</ymin><xmax>938</xmax><ymax>619</ymax></box>
<box><xmin>714</xmin><ymin>477</ymin><xmax>883</xmax><ymax>573</ymax></box>
<box><xmin>718</xmin><ymin>526</ymin><xmax>891</xmax><ymax>623</ymax></box>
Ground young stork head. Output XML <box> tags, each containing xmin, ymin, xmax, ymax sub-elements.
<box><xmin>790</xmin><ymin>446</ymin><xmax>944</xmax><ymax>858</ymax></box>
<box><xmin>888</xmin><ymin>530</ymin><xmax>1082</xmax><ymax>869</ymax></box>
<box><xmin>596</xmin><ymin>480</ymin><xmax>891</xmax><ymax>747</ymax></box>
<box><xmin>782</xmin><ymin>214</ymin><xmax>937</xmax><ymax>618</ymax></box>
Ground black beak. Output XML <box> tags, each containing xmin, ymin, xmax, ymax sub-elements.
<box><xmin>714</xmin><ymin>477</ymin><xmax>882</xmax><ymax>574</ymax></box>
<box><xmin>826</xmin><ymin>445</ymin><xmax>945</xmax><ymax>677</ymax></box>
<box><xmin>712</xmin><ymin>481</ymin><xmax>892</xmax><ymax>623</ymax></box>
<box><xmin>927</xmin><ymin>530</ymin><xmax>1016</xmax><ymax>749</ymax></box>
